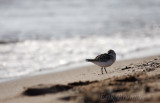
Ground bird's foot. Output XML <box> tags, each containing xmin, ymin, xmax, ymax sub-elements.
<box><xmin>98</xmin><ymin>73</ymin><xmax>104</xmax><ymax>75</ymax></box>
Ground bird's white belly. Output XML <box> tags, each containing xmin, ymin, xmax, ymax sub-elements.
<box><xmin>93</xmin><ymin>60</ymin><xmax>114</xmax><ymax>67</ymax></box>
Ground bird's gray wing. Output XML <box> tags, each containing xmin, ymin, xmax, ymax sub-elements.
<box><xmin>94</xmin><ymin>53</ymin><xmax>111</xmax><ymax>62</ymax></box>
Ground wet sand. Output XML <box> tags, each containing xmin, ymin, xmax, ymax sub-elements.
<box><xmin>0</xmin><ymin>55</ymin><xmax>160</xmax><ymax>103</ymax></box>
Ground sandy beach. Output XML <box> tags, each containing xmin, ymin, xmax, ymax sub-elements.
<box><xmin>1</xmin><ymin>1</ymin><xmax>160</xmax><ymax>103</ymax></box>
<box><xmin>0</xmin><ymin>55</ymin><xmax>160</xmax><ymax>103</ymax></box>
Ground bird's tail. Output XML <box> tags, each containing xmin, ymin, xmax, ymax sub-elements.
<box><xmin>86</xmin><ymin>59</ymin><xmax>95</xmax><ymax>62</ymax></box>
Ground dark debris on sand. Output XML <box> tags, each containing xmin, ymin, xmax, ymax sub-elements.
<box><xmin>61</xmin><ymin>73</ymin><xmax>160</xmax><ymax>103</ymax></box>
<box><xmin>23</xmin><ymin>58</ymin><xmax>160</xmax><ymax>103</ymax></box>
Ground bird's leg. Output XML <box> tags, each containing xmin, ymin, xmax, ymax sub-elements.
<box><xmin>101</xmin><ymin>67</ymin><xmax>104</xmax><ymax>74</ymax></box>
<box><xmin>104</xmin><ymin>67</ymin><xmax>107</xmax><ymax>74</ymax></box>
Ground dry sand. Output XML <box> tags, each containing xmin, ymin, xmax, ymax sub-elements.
<box><xmin>0</xmin><ymin>56</ymin><xmax>160</xmax><ymax>103</ymax></box>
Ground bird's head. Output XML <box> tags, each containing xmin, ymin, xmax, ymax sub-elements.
<box><xmin>108</xmin><ymin>49</ymin><xmax>116</xmax><ymax>55</ymax></box>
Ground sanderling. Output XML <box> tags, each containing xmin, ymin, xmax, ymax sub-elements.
<box><xmin>86</xmin><ymin>50</ymin><xmax>116</xmax><ymax>74</ymax></box>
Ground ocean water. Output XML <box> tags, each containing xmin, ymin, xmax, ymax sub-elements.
<box><xmin>0</xmin><ymin>0</ymin><xmax>160</xmax><ymax>82</ymax></box>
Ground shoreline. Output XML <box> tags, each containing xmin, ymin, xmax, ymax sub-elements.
<box><xmin>0</xmin><ymin>55</ymin><xmax>160</xmax><ymax>103</ymax></box>
<box><xmin>1</xmin><ymin>46</ymin><xmax>160</xmax><ymax>84</ymax></box>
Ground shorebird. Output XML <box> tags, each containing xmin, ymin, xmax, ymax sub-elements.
<box><xmin>86</xmin><ymin>50</ymin><xmax>116</xmax><ymax>74</ymax></box>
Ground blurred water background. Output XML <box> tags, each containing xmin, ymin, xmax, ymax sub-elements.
<box><xmin>0</xmin><ymin>0</ymin><xmax>160</xmax><ymax>82</ymax></box>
